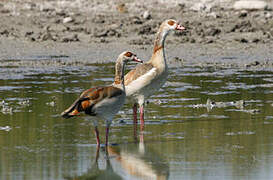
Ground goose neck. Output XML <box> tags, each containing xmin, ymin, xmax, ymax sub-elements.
<box><xmin>114</xmin><ymin>58</ymin><xmax>125</xmax><ymax>90</ymax></box>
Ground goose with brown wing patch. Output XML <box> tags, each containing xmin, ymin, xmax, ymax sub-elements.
<box><xmin>61</xmin><ymin>51</ymin><xmax>143</xmax><ymax>146</ymax></box>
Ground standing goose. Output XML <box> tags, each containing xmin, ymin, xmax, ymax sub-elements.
<box><xmin>61</xmin><ymin>51</ymin><xmax>143</xmax><ymax>146</ymax></box>
<box><xmin>124</xmin><ymin>19</ymin><xmax>185</xmax><ymax>131</ymax></box>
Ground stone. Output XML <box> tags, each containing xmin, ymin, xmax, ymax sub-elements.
<box><xmin>143</xmin><ymin>11</ymin><xmax>151</xmax><ymax>20</ymax></box>
<box><xmin>265</xmin><ymin>12</ymin><xmax>272</xmax><ymax>18</ymax></box>
<box><xmin>23</xmin><ymin>3</ymin><xmax>36</xmax><ymax>10</ymax></box>
<box><xmin>190</xmin><ymin>3</ymin><xmax>211</xmax><ymax>12</ymax></box>
<box><xmin>239</xmin><ymin>10</ymin><xmax>248</xmax><ymax>17</ymax></box>
<box><xmin>63</xmin><ymin>17</ymin><xmax>73</xmax><ymax>24</ymax></box>
<box><xmin>207</xmin><ymin>12</ymin><xmax>220</xmax><ymax>18</ymax></box>
<box><xmin>49</xmin><ymin>24</ymin><xmax>67</xmax><ymax>32</ymax></box>
<box><xmin>61</xmin><ymin>34</ymin><xmax>79</xmax><ymax>42</ymax></box>
<box><xmin>233</xmin><ymin>1</ymin><xmax>268</xmax><ymax>10</ymax></box>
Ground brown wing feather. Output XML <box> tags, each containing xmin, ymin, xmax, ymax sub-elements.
<box><xmin>124</xmin><ymin>63</ymin><xmax>154</xmax><ymax>85</ymax></box>
<box><xmin>61</xmin><ymin>86</ymin><xmax>124</xmax><ymax>118</ymax></box>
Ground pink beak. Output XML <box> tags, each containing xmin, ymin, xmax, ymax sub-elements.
<box><xmin>176</xmin><ymin>24</ymin><xmax>186</xmax><ymax>31</ymax></box>
<box><xmin>133</xmin><ymin>57</ymin><xmax>143</xmax><ymax>63</ymax></box>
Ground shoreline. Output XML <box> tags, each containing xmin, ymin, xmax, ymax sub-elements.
<box><xmin>1</xmin><ymin>38</ymin><xmax>272</xmax><ymax>70</ymax></box>
<box><xmin>0</xmin><ymin>0</ymin><xmax>272</xmax><ymax>70</ymax></box>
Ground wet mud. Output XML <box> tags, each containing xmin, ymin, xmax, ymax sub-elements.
<box><xmin>0</xmin><ymin>0</ymin><xmax>272</xmax><ymax>70</ymax></box>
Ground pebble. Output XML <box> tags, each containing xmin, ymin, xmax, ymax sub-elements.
<box><xmin>61</xmin><ymin>34</ymin><xmax>79</xmax><ymax>42</ymax></box>
<box><xmin>190</xmin><ymin>3</ymin><xmax>211</xmax><ymax>12</ymax></box>
<box><xmin>116</xmin><ymin>3</ymin><xmax>127</xmax><ymax>13</ymax></box>
<box><xmin>207</xmin><ymin>12</ymin><xmax>220</xmax><ymax>18</ymax></box>
<box><xmin>239</xmin><ymin>10</ymin><xmax>248</xmax><ymax>18</ymax></box>
<box><xmin>49</xmin><ymin>24</ymin><xmax>67</xmax><ymax>32</ymax></box>
<box><xmin>235</xmin><ymin>37</ymin><xmax>248</xmax><ymax>43</ymax></box>
<box><xmin>23</xmin><ymin>3</ymin><xmax>36</xmax><ymax>10</ymax></box>
<box><xmin>245</xmin><ymin>61</ymin><xmax>260</xmax><ymax>67</ymax></box>
<box><xmin>265</xmin><ymin>12</ymin><xmax>272</xmax><ymax>19</ymax></box>
<box><xmin>143</xmin><ymin>11</ymin><xmax>151</xmax><ymax>20</ymax></box>
<box><xmin>233</xmin><ymin>1</ymin><xmax>268</xmax><ymax>10</ymax></box>
<box><xmin>63</xmin><ymin>17</ymin><xmax>73</xmax><ymax>24</ymax></box>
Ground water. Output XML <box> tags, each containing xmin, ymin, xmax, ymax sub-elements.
<box><xmin>0</xmin><ymin>61</ymin><xmax>273</xmax><ymax>180</ymax></box>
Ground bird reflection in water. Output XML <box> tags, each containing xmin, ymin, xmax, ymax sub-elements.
<box><xmin>64</xmin><ymin>146</ymin><xmax>122</xmax><ymax>180</ymax></box>
<box><xmin>107</xmin><ymin>130</ymin><xmax>170</xmax><ymax>180</ymax></box>
<box><xmin>65</xmin><ymin>131</ymin><xmax>169</xmax><ymax>180</ymax></box>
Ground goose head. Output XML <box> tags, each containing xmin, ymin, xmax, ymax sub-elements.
<box><xmin>159</xmin><ymin>19</ymin><xmax>185</xmax><ymax>35</ymax></box>
<box><xmin>121</xmin><ymin>51</ymin><xmax>143</xmax><ymax>64</ymax></box>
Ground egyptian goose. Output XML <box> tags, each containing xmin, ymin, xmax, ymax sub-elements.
<box><xmin>124</xmin><ymin>19</ymin><xmax>185</xmax><ymax>130</ymax></box>
<box><xmin>61</xmin><ymin>51</ymin><xmax>143</xmax><ymax>146</ymax></box>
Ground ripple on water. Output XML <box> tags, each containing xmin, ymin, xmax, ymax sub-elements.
<box><xmin>171</xmin><ymin>85</ymin><xmax>200</xmax><ymax>92</ymax></box>
<box><xmin>225</xmin><ymin>131</ymin><xmax>255</xmax><ymax>136</ymax></box>
<box><xmin>151</xmin><ymin>97</ymin><xmax>200</xmax><ymax>106</ymax></box>
<box><xmin>264</xmin><ymin>116</ymin><xmax>273</xmax><ymax>124</ymax></box>
<box><xmin>0</xmin><ymin>126</ymin><xmax>12</xmax><ymax>131</ymax></box>
<box><xmin>263</xmin><ymin>78</ymin><xmax>273</xmax><ymax>82</ymax></box>
<box><xmin>200</xmin><ymin>91</ymin><xmax>238</xmax><ymax>95</ymax></box>
<box><xmin>94</xmin><ymin>77</ymin><xmax>113</xmax><ymax>82</ymax></box>
<box><xmin>224</xmin><ymin>82</ymin><xmax>273</xmax><ymax>90</ymax></box>
<box><xmin>0</xmin><ymin>86</ymin><xmax>26</xmax><ymax>91</ymax></box>
<box><xmin>238</xmin><ymin>74</ymin><xmax>273</xmax><ymax>78</ymax></box>
<box><xmin>180</xmin><ymin>69</ymin><xmax>239</xmax><ymax>77</ymax></box>
<box><xmin>64</xmin><ymin>87</ymin><xmax>84</xmax><ymax>94</ymax></box>
<box><xmin>162</xmin><ymin>132</ymin><xmax>185</xmax><ymax>139</ymax></box>
<box><xmin>201</xmin><ymin>80</ymin><xmax>223</xmax><ymax>83</ymax></box>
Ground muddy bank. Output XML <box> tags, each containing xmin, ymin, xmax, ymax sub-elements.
<box><xmin>0</xmin><ymin>39</ymin><xmax>272</xmax><ymax>71</ymax></box>
<box><xmin>0</xmin><ymin>0</ymin><xmax>272</xmax><ymax>44</ymax></box>
<box><xmin>0</xmin><ymin>0</ymin><xmax>272</xmax><ymax>70</ymax></box>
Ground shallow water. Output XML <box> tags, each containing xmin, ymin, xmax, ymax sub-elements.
<box><xmin>0</xmin><ymin>61</ymin><xmax>273</xmax><ymax>180</ymax></box>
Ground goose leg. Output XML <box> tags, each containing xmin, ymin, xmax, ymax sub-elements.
<box><xmin>133</xmin><ymin>103</ymin><xmax>138</xmax><ymax>123</ymax></box>
<box><xmin>133</xmin><ymin>103</ymin><xmax>138</xmax><ymax>141</ymax></box>
<box><xmin>94</xmin><ymin>126</ymin><xmax>100</xmax><ymax>146</ymax></box>
<box><xmin>95</xmin><ymin>145</ymin><xmax>100</xmax><ymax>162</ymax></box>
<box><xmin>140</xmin><ymin>105</ymin><xmax>145</xmax><ymax>131</ymax></box>
<box><xmin>105</xmin><ymin>125</ymin><xmax>110</xmax><ymax>146</ymax></box>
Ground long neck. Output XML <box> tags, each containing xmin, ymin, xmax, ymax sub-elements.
<box><xmin>114</xmin><ymin>58</ymin><xmax>125</xmax><ymax>90</ymax></box>
<box><xmin>150</xmin><ymin>26</ymin><xmax>169</xmax><ymax>66</ymax></box>
<box><xmin>153</xmin><ymin>27</ymin><xmax>168</xmax><ymax>54</ymax></box>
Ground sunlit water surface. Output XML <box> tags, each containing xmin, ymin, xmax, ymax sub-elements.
<box><xmin>0</xmin><ymin>61</ymin><xmax>273</xmax><ymax>180</ymax></box>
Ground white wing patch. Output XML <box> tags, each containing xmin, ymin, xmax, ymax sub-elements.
<box><xmin>125</xmin><ymin>68</ymin><xmax>157</xmax><ymax>96</ymax></box>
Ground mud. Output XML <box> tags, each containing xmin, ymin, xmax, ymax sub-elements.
<box><xmin>0</xmin><ymin>0</ymin><xmax>272</xmax><ymax>69</ymax></box>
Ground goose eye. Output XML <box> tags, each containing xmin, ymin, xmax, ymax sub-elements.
<box><xmin>168</xmin><ymin>20</ymin><xmax>175</xmax><ymax>26</ymax></box>
<box><xmin>124</xmin><ymin>51</ymin><xmax>133</xmax><ymax>57</ymax></box>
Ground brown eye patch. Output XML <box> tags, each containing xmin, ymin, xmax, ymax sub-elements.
<box><xmin>168</xmin><ymin>20</ymin><xmax>175</xmax><ymax>26</ymax></box>
<box><xmin>124</xmin><ymin>51</ymin><xmax>133</xmax><ymax>57</ymax></box>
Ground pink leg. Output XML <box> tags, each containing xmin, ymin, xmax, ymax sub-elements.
<box><xmin>140</xmin><ymin>105</ymin><xmax>145</xmax><ymax>131</ymax></box>
<box><xmin>133</xmin><ymin>103</ymin><xmax>138</xmax><ymax>124</ymax></box>
<box><xmin>105</xmin><ymin>125</ymin><xmax>110</xmax><ymax>146</ymax></box>
<box><xmin>133</xmin><ymin>103</ymin><xmax>138</xmax><ymax>141</ymax></box>
<box><xmin>94</xmin><ymin>127</ymin><xmax>100</xmax><ymax>147</ymax></box>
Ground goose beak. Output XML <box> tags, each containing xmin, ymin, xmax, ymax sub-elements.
<box><xmin>133</xmin><ymin>57</ymin><xmax>143</xmax><ymax>63</ymax></box>
<box><xmin>176</xmin><ymin>24</ymin><xmax>185</xmax><ymax>31</ymax></box>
